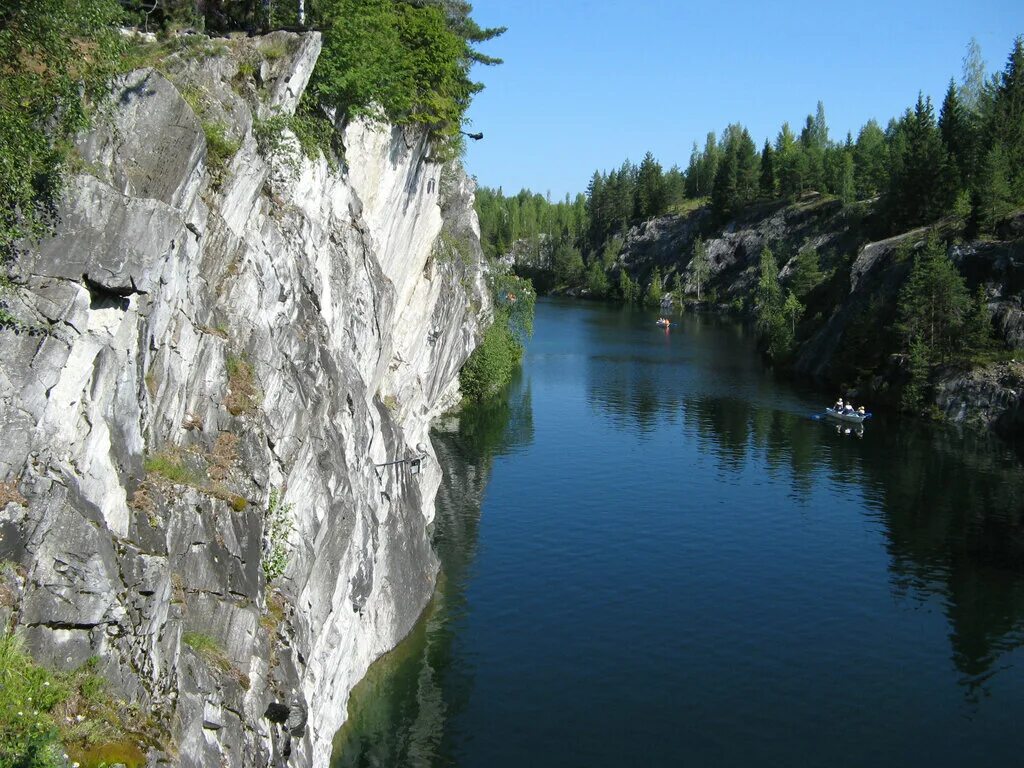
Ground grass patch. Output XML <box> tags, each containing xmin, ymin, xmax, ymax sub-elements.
<box><xmin>0</xmin><ymin>633</ymin><xmax>150</xmax><ymax>768</ymax></box>
<box><xmin>143</xmin><ymin>449</ymin><xmax>200</xmax><ymax>487</ymax></box>
<box><xmin>181</xmin><ymin>632</ymin><xmax>248</xmax><ymax>688</ymax></box>
<box><xmin>182</xmin><ymin>632</ymin><xmax>230</xmax><ymax>673</ymax></box>
<box><xmin>260</xmin><ymin>591</ymin><xmax>286</xmax><ymax>633</ymax></box>
<box><xmin>667</xmin><ymin>197</ymin><xmax>708</xmax><ymax>216</ymax></box>
<box><xmin>201</xmin><ymin>120</ymin><xmax>241</xmax><ymax>182</ymax></box>
<box><xmin>260</xmin><ymin>39</ymin><xmax>291</xmax><ymax>61</ymax></box>
<box><xmin>225</xmin><ymin>355</ymin><xmax>260</xmax><ymax>416</ymax></box>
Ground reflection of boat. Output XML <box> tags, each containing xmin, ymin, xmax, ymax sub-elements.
<box><xmin>835</xmin><ymin>423</ymin><xmax>864</xmax><ymax>438</ymax></box>
<box><xmin>824</xmin><ymin>407</ymin><xmax>871</xmax><ymax>424</ymax></box>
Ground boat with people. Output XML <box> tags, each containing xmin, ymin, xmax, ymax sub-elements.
<box><xmin>824</xmin><ymin>398</ymin><xmax>871</xmax><ymax>424</ymax></box>
<box><xmin>824</xmin><ymin>407</ymin><xmax>870</xmax><ymax>424</ymax></box>
<box><xmin>655</xmin><ymin>317</ymin><xmax>671</xmax><ymax>328</ymax></box>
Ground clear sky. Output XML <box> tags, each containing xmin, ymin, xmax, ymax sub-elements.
<box><xmin>461</xmin><ymin>0</ymin><xmax>1024</xmax><ymax>200</ymax></box>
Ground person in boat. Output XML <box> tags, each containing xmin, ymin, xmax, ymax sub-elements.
<box><xmin>834</xmin><ymin>398</ymin><xmax>844</xmax><ymax>412</ymax></box>
<box><xmin>844</xmin><ymin>402</ymin><xmax>855</xmax><ymax>414</ymax></box>
<box><xmin>857</xmin><ymin>406</ymin><xmax>866</xmax><ymax>415</ymax></box>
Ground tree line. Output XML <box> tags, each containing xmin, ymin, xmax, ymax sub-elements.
<box><xmin>477</xmin><ymin>36</ymin><xmax>1024</xmax><ymax>303</ymax></box>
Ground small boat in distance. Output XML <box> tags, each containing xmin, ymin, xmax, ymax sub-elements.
<box><xmin>824</xmin><ymin>407</ymin><xmax>871</xmax><ymax>424</ymax></box>
<box><xmin>656</xmin><ymin>318</ymin><xmax>671</xmax><ymax>328</ymax></box>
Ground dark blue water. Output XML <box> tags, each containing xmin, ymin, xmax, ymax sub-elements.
<box><xmin>332</xmin><ymin>298</ymin><xmax>1024</xmax><ymax>768</ymax></box>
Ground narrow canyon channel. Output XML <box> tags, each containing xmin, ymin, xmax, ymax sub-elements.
<box><xmin>331</xmin><ymin>298</ymin><xmax>1024</xmax><ymax>768</ymax></box>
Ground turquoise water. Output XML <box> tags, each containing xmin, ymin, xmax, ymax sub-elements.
<box><xmin>332</xmin><ymin>298</ymin><xmax>1024</xmax><ymax>768</ymax></box>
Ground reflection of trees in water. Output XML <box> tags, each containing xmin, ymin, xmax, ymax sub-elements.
<box><xmin>586</xmin><ymin>355</ymin><xmax>686</xmax><ymax>434</ymax></box>
<box><xmin>681</xmin><ymin>395</ymin><xmax>825</xmax><ymax>494</ymax></box>
<box><xmin>680</xmin><ymin>392</ymin><xmax>1024</xmax><ymax>694</ymax></box>
<box><xmin>862</xmin><ymin>427</ymin><xmax>1024</xmax><ymax>695</ymax></box>
<box><xmin>331</xmin><ymin>376</ymin><xmax>533</xmax><ymax>768</ymax></box>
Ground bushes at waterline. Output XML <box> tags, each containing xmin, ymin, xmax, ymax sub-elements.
<box><xmin>460</xmin><ymin>272</ymin><xmax>534</xmax><ymax>402</ymax></box>
<box><xmin>459</xmin><ymin>309</ymin><xmax>523</xmax><ymax>402</ymax></box>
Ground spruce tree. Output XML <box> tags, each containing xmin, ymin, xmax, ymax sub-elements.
<box><xmin>988</xmin><ymin>36</ymin><xmax>1024</xmax><ymax>201</ymax></box>
<box><xmin>646</xmin><ymin>267</ymin><xmax>664</xmax><ymax>306</ymax></box>
<box><xmin>789</xmin><ymin>248</ymin><xmax>823</xmax><ymax>298</ymax></box>
<box><xmin>759</xmin><ymin>140</ymin><xmax>776</xmax><ymax>198</ymax></box>
<box><xmin>711</xmin><ymin>144</ymin><xmax>739</xmax><ymax>219</ymax></box>
<box><xmin>897</xmin><ymin>236</ymin><xmax>971</xmax><ymax>363</ymax></box>
<box><xmin>939</xmin><ymin>79</ymin><xmax>976</xmax><ymax>186</ymax></box>
<box><xmin>972</xmin><ymin>144</ymin><xmax>1015</xmax><ymax>233</ymax></box>
<box><xmin>853</xmin><ymin>120</ymin><xmax>888</xmax><ymax>198</ymax></box>
<box><xmin>885</xmin><ymin>94</ymin><xmax>957</xmax><ymax>229</ymax></box>
<box><xmin>736</xmin><ymin>128</ymin><xmax>760</xmax><ymax>205</ymax></box>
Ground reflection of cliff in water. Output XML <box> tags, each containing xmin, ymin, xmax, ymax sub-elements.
<box><xmin>681</xmin><ymin>393</ymin><xmax>1024</xmax><ymax>694</ymax></box>
<box><xmin>331</xmin><ymin>375</ymin><xmax>533</xmax><ymax>767</ymax></box>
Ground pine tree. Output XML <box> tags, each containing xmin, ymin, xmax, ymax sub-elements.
<box><xmin>897</xmin><ymin>236</ymin><xmax>972</xmax><ymax>363</ymax></box>
<box><xmin>754</xmin><ymin>247</ymin><xmax>790</xmax><ymax>359</ymax></box>
<box><xmin>988</xmin><ymin>36</ymin><xmax>1024</xmax><ymax>201</ymax></box>
<box><xmin>838</xmin><ymin>151</ymin><xmax>856</xmax><ymax>205</ymax></box>
<box><xmin>619</xmin><ymin>270</ymin><xmax>639</xmax><ymax>304</ymax></box>
<box><xmin>711</xmin><ymin>143</ymin><xmax>739</xmax><ymax>219</ymax></box>
<box><xmin>939</xmin><ymin>79</ymin><xmax>976</xmax><ymax>186</ymax></box>
<box><xmin>735</xmin><ymin>128</ymin><xmax>760</xmax><ymax>205</ymax></box>
<box><xmin>965</xmin><ymin>285</ymin><xmax>994</xmax><ymax>355</ymax></box>
<box><xmin>635</xmin><ymin>151</ymin><xmax>666</xmax><ymax>221</ymax></box>
<box><xmin>972</xmin><ymin>144</ymin><xmax>1015</xmax><ymax>233</ymax></box>
<box><xmin>775</xmin><ymin>123</ymin><xmax>804</xmax><ymax>199</ymax></box>
<box><xmin>671</xmin><ymin>272</ymin><xmax>685</xmax><ymax>307</ymax></box>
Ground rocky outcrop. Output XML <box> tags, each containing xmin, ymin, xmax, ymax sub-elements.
<box><xmin>934</xmin><ymin>361</ymin><xmax>1024</xmax><ymax>433</ymax></box>
<box><xmin>0</xmin><ymin>31</ymin><xmax>489</xmax><ymax>767</ymax></box>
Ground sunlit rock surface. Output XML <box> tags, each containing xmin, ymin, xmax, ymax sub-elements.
<box><xmin>0</xmin><ymin>31</ymin><xmax>489</xmax><ymax>767</ymax></box>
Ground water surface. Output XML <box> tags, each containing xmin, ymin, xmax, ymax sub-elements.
<box><xmin>332</xmin><ymin>298</ymin><xmax>1024</xmax><ymax>768</ymax></box>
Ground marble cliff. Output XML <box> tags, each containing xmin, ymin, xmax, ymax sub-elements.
<box><xmin>0</xmin><ymin>31</ymin><xmax>489</xmax><ymax>766</ymax></box>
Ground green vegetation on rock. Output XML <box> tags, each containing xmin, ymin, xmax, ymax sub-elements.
<box><xmin>0</xmin><ymin>632</ymin><xmax>148</xmax><ymax>767</ymax></box>
<box><xmin>0</xmin><ymin>0</ymin><xmax>125</xmax><ymax>260</ymax></box>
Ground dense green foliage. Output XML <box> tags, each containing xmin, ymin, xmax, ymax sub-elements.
<box><xmin>305</xmin><ymin>0</ymin><xmax>502</xmax><ymax>141</ymax></box>
<box><xmin>459</xmin><ymin>271</ymin><xmax>534</xmax><ymax>401</ymax></box>
<box><xmin>896</xmin><ymin>236</ymin><xmax>995</xmax><ymax>408</ymax></box>
<box><xmin>0</xmin><ymin>0</ymin><xmax>125</xmax><ymax>260</ymax></box>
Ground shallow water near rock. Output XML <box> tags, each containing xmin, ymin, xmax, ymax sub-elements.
<box><xmin>331</xmin><ymin>297</ymin><xmax>1024</xmax><ymax>768</ymax></box>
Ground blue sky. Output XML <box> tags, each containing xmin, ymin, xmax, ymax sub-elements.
<box><xmin>461</xmin><ymin>0</ymin><xmax>1024</xmax><ymax>199</ymax></box>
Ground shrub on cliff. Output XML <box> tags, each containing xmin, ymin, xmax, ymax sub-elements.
<box><xmin>460</xmin><ymin>272</ymin><xmax>534</xmax><ymax>401</ymax></box>
<box><xmin>0</xmin><ymin>0</ymin><xmax>125</xmax><ymax>261</ymax></box>
<box><xmin>305</xmin><ymin>0</ymin><xmax>503</xmax><ymax>142</ymax></box>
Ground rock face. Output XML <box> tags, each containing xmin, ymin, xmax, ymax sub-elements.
<box><xmin>0</xmin><ymin>32</ymin><xmax>489</xmax><ymax>767</ymax></box>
